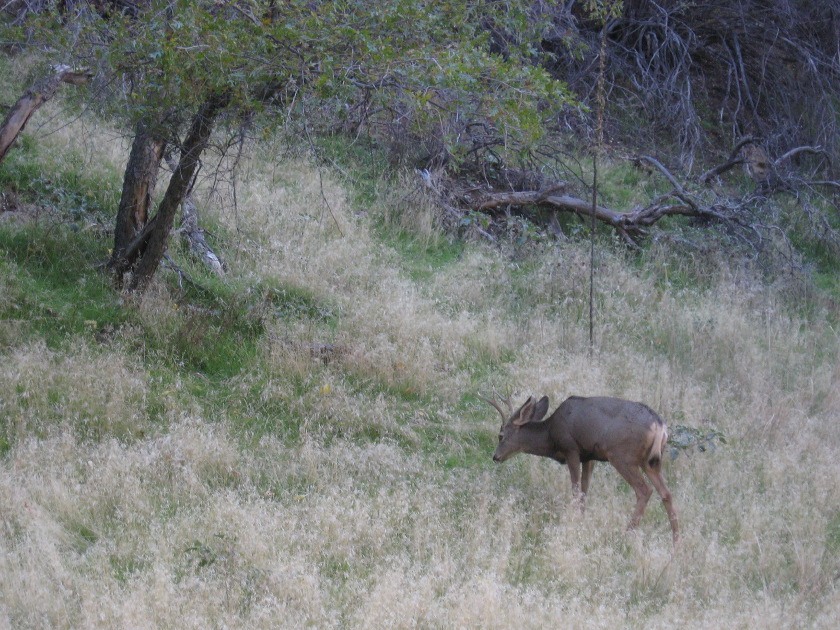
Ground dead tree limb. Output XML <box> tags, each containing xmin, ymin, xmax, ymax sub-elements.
<box><xmin>472</xmin><ymin>187</ymin><xmax>750</xmax><ymax>245</ymax></box>
<box><xmin>0</xmin><ymin>65</ymin><xmax>91</xmax><ymax>165</ymax></box>
<box><xmin>698</xmin><ymin>157</ymin><xmax>747</xmax><ymax>183</ymax></box>
<box><xmin>807</xmin><ymin>180</ymin><xmax>840</xmax><ymax>191</ymax></box>
<box><xmin>698</xmin><ymin>136</ymin><xmax>762</xmax><ymax>183</ymax></box>
<box><xmin>638</xmin><ymin>155</ymin><xmax>684</xmax><ymax>194</ymax></box>
<box><xmin>774</xmin><ymin>145</ymin><xmax>828</xmax><ymax>168</ymax></box>
<box><xmin>177</xmin><ymin>176</ymin><xmax>225</xmax><ymax>276</ymax></box>
<box><xmin>469</xmin><ymin>153</ymin><xmax>752</xmax><ymax>245</ymax></box>
<box><xmin>474</xmin><ymin>189</ymin><xmax>623</xmax><ymax>226</ymax></box>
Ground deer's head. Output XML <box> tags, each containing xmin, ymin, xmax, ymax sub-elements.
<box><xmin>481</xmin><ymin>395</ymin><xmax>550</xmax><ymax>462</ymax></box>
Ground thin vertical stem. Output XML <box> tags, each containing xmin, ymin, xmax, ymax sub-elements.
<box><xmin>590</xmin><ymin>156</ymin><xmax>597</xmax><ymax>354</ymax></box>
<box><xmin>591</xmin><ymin>14</ymin><xmax>609</xmax><ymax>357</ymax></box>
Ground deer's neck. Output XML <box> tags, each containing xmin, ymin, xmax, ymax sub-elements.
<box><xmin>520</xmin><ymin>421</ymin><xmax>556</xmax><ymax>458</ymax></box>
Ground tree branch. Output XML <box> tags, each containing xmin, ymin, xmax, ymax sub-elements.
<box><xmin>0</xmin><ymin>65</ymin><xmax>91</xmax><ymax>165</ymax></box>
<box><xmin>774</xmin><ymin>145</ymin><xmax>828</xmax><ymax>167</ymax></box>
<box><xmin>697</xmin><ymin>137</ymin><xmax>766</xmax><ymax>183</ymax></box>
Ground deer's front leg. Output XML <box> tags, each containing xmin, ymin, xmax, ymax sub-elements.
<box><xmin>565</xmin><ymin>451</ymin><xmax>584</xmax><ymax>510</ymax></box>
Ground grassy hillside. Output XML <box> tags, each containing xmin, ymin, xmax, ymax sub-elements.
<box><xmin>1</xmin><ymin>96</ymin><xmax>839</xmax><ymax>628</ymax></box>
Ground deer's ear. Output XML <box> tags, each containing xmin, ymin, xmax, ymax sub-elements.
<box><xmin>513</xmin><ymin>397</ymin><xmax>534</xmax><ymax>426</ymax></box>
<box><xmin>531</xmin><ymin>396</ymin><xmax>549</xmax><ymax>422</ymax></box>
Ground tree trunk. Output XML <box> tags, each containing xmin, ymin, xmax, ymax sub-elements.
<box><xmin>128</xmin><ymin>93</ymin><xmax>230</xmax><ymax>292</ymax></box>
<box><xmin>110</xmin><ymin>123</ymin><xmax>165</xmax><ymax>284</ymax></box>
<box><xmin>0</xmin><ymin>65</ymin><xmax>91</xmax><ymax>166</ymax></box>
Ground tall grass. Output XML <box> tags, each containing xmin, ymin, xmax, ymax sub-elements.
<box><xmin>1</xmin><ymin>104</ymin><xmax>839</xmax><ymax>628</ymax></box>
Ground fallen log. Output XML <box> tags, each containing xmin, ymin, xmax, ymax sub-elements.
<box><xmin>470</xmin><ymin>158</ymin><xmax>748</xmax><ymax>244</ymax></box>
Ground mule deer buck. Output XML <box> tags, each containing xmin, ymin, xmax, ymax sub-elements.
<box><xmin>483</xmin><ymin>394</ymin><xmax>680</xmax><ymax>544</ymax></box>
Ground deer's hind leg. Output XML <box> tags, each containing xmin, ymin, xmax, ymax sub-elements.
<box><xmin>643</xmin><ymin>460</ymin><xmax>680</xmax><ymax>544</ymax></box>
<box><xmin>609</xmin><ymin>458</ymin><xmax>653</xmax><ymax>530</ymax></box>
<box><xmin>580</xmin><ymin>460</ymin><xmax>595</xmax><ymax>512</ymax></box>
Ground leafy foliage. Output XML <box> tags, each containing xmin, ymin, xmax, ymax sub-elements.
<box><xmin>668</xmin><ymin>424</ymin><xmax>727</xmax><ymax>459</ymax></box>
<box><xmin>4</xmin><ymin>1</ymin><xmax>575</xmax><ymax>170</ymax></box>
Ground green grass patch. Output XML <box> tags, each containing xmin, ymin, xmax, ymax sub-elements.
<box><xmin>598</xmin><ymin>160</ymin><xmax>662</xmax><ymax>209</ymax></box>
<box><xmin>0</xmin><ymin>224</ymin><xmax>265</xmax><ymax>378</ymax></box>
<box><xmin>110</xmin><ymin>554</ymin><xmax>148</xmax><ymax>584</ymax></box>
<box><xmin>313</xmin><ymin>133</ymin><xmax>390</xmax><ymax>207</ymax></box>
<box><xmin>382</xmin><ymin>227</ymin><xmax>465</xmax><ymax>283</ymax></box>
<box><xmin>257</xmin><ymin>281</ymin><xmax>338</xmax><ymax>325</ymax></box>
<box><xmin>64</xmin><ymin>519</ymin><xmax>99</xmax><ymax>553</ymax></box>
<box><xmin>151</xmin><ymin>301</ymin><xmax>264</xmax><ymax>379</ymax></box>
<box><xmin>826</xmin><ymin>510</ymin><xmax>840</xmax><ymax>554</ymax></box>
<box><xmin>0</xmin><ymin>225</ymin><xmax>125</xmax><ymax>348</ymax></box>
<box><xmin>0</xmin><ymin>135</ymin><xmax>122</xmax><ymax>222</ymax></box>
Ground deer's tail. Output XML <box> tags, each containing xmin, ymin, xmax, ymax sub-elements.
<box><xmin>646</xmin><ymin>422</ymin><xmax>669</xmax><ymax>469</ymax></box>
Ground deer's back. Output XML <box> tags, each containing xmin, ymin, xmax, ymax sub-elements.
<box><xmin>551</xmin><ymin>396</ymin><xmax>665</xmax><ymax>461</ymax></box>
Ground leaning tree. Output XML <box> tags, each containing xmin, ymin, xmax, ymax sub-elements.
<box><xmin>2</xmin><ymin>0</ymin><xmax>575</xmax><ymax>291</ymax></box>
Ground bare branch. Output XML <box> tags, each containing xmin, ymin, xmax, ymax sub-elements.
<box><xmin>774</xmin><ymin>145</ymin><xmax>828</xmax><ymax>167</ymax></box>
<box><xmin>0</xmin><ymin>65</ymin><xmax>91</xmax><ymax>165</ymax></box>
<box><xmin>637</xmin><ymin>155</ymin><xmax>684</xmax><ymax>193</ymax></box>
<box><xmin>806</xmin><ymin>180</ymin><xmax>840</xmax><ymax>191</ymax></box>
<box><xmin>698</xmin><ymin>157</ymin><xmax>746</xmax><ymax>184</ymax></box>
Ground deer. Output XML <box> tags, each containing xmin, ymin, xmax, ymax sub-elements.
<box><xmin>482</xmin><ymin>394</ymin><xmax>680</xmax><ymax>545</ymax></box>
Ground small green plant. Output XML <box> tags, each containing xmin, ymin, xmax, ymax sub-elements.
<box><xmin>260</xmin><ymin>283</ymin><xmax>337</xmax><ymax>324</ymax></box>
<box><xmin>458</xmin><ymin>209</ymin><xmax>492</xmax><ymax>233</ymax></box>
<box><xmin>109</xmin><ymin>554</ymin><xmax>147</xmax><ymax>584</ymax></box>
<box><xmin>184</xmin><ymin>538</ymin><xmax>222</xmax><ymax>570</ymax></box>
<box><xmin>668</xmin><ymin>424</ymin><xmax>727</xmax><ymax>458</ymax></box>
<box><xmin>177</xmin><ymin>533</ymin><xmax>242</xmax><ymax>584</ymax></box>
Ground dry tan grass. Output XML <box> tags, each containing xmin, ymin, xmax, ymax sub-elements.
<box><xmin>0</xmin><ymin>341</ymin><xmax>150</xmax><ymax>444</ymax></box>
<box><xmin>216</xmin><ymin>144</ymin><xmax>514</xmax><ymax>399</ymax></box>
<box><xmin>3</xmin><ymin>413</ymin><xmax>838</xmax><ymax>628</ymax></box>
<box><xmin>2</xmin><ymin>114</ymin><xmax>840</xmax><ymax>628</ymax></box>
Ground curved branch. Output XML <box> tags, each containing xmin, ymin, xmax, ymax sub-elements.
<box><xmin>774</xmin><ymin>145</ymin><xmax>828</xmax><ymax>167</ymax></box>
<box><xmin>0</xmin><ymin>65</ymin><xmax>91</xmax><ymax>165</ymax></box>
<box><xmin>698</xmin><ymin>136</ymin><xmax>762</xmax><ymax>183</ymax></box>
<box><xmin>698</xmin><ymin>157</ymin><xmax>746</xmax><ymax>183</ymax></box>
